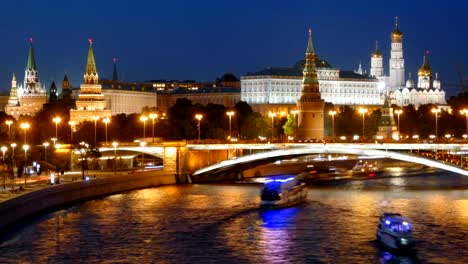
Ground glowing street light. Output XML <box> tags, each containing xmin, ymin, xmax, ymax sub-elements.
<box><xmin>52</xmin><ymin>116</ymin><xmax>61</xmax><ymax>140</ymax></box>
<box><xmin>195</xmin><ymin>114</ymin><xmax>203</xmax><ymax>141</ymax></box>
<box><xmin>1</xmin><ymin>146</ymin><xmax>6</xmax><ymax>189</ymax></box>
<box><xmin>329</xmin><ymin>110</ymin><xmax>337</xmax><ymax>138</ymax></box>
<box><xmin>149</xmin><ymin>113</ymin><xmax>158</xmax><ymax>143</ymax></box>
<box><xmin>268</xmin><ymin>112</ymin><xmax>277</xmax><ymax>139</ymax></box>
<box><xmin>140</xmin><ymin>115</ymin><xmax>148</xmax><ymax>143</ymax></box>
<box><xmin>394</xmin><ymin>109</ymin><xmax>403</xmax><ymax>132</ymax></box>
<box><xmin>51</xmin><ymin>137</ymin><xmax>57</xmax><ymax>146</ymax></box>
<box><xmin>92</xmin><ymin>116</ymin><xmax>100</xmax><ymax>146</ymax></box>
<box><xmin>20</xmin><ymin>122</ymin><xmax>30</xmax><ymax>144</ymax></box>
<box><xmin>112</xmin><ymin>141</ymin><xmax>118</xmax><ymax>174</ymax></box>
<box><xmin>358</xmin><ymin>108</ymin><xmax>368</xmax><ymax>138</ymax></box>
<box><xmin>431</xmin><ymin>108</ymin><xmax>441</xmax><ymax>138</ymax></box>
<box><xmin>460</xmin><ymin>109</ymin><xmax>468</xmax><ymax>135</ymax></box>
<box><xmin>103</xmin><ymin>117</ymin><xmax>110</xmax><ymax>145</ymax></box>
<box><xmin>226</xmin><ymin>111</ymin><xmax>235</xmax><ymax>139</ymax></box>
<box><xmin>23</xmin><ymin>144</ymin><xmax>29</xmax><ymax>186</ymax></box>
<box><xmin>68</xmin><ymin>121</ymin><xmax>76</xmax><ymax>143</ymax></box>
<box><xmin>43</xmin><ymin>142</ymin><xmax>50</xmax><ymax>161</ymax></box>
<box><xmin>5</xmin><ymin>120</ymin><xmax>13</xmax><ymax>140</ymax></box>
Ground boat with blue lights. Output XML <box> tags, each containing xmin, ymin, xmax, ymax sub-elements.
<box><xmin>260</xmin><ymin>176</ymin><xmax>307</xmax><ymax>209</ymax></box>
<box><xmin>376</xmin><ymin>213</ymin><xmax>414</xmax><ymax>250</ymax></box>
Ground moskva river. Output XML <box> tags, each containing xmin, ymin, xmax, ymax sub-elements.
<box><xmin>0</xmin><ymin>169</ymin><xmax>467</xmax><ymax>263</ymax></box>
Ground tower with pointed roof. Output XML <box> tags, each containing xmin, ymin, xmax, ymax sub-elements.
<box><xmin>376</xmin><ymin>93</ymin><xmax>399</xmax><ymax>140</ymax></box>
<box><xmin>7</xmin><ymin>74</ymin><xmax>19</xmax><ymax>106</ymax></box>
<box><xmin>112</xmin><ymin>58</ymin><xmax>118</xmax><ymax>82</ymax></box>
<box><xmin>5</xmin><ymin>39</ymin><xmax>47</xmax><ymax>118</ymax></box>
<box><xmin>295</xmin><ymin>29</ymin><xmax>325</xmax><ymax>140</ymax></box>
<box><xmin>61</xmin><ymin>73</ymin><xmax>72</xmax><ymax>99</ymax></box>
<box><xmin>70</xmin><ymin>39</ymin><xmax>111</xmax><ymax>124</ymax></box>
<box><xmin>389</xmin><ymin>17</ymin><xmax>405</xmax><ymax>90</ymax></box>
<box><xmin>370</xmin><ymin>41</ymin><xmax>384</xmax><ymax>78</ymax></box>
<box><xmin>417</xmin><ymin>54</ymin><xmax>432</xmax><ymax>89</ymax></box>
<box><xmin>49</xmin><ymin>81</ymin><xmax>58</xmax><ymax>102</ymax></box>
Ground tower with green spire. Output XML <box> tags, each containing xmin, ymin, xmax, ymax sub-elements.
<box><xmin>376</xmin><ymin>92</ymin><xmax>399</xmax><ymax>140</ymax></box>
<box><xmin>296</xmin><ymin>28</ymin><xmax>325</xmax><ymax>140</ymax></box>
<box><xmin>70</xmin><ymin>39</ymin><xmax>111</xmax><ymax>124</ymax></box>
<box><xmin>23</xmin><ymin>38</ymin><xmax>45</xmax><ymax>95</ymax></box>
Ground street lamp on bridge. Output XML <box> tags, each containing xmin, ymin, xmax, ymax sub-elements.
<box><xmin>140</xmin><ymin>115</ymin><xmax>148</xmax><ymax>143</ymax></box>
<box><xmin>103</xmin><ymin>117</ymin><xmax>110</xmax><ymax>145</ymax></box>
<box><xmin>149</xmin><ymin>113</ymin><xmax>158</xmax><ymax>143</ymax></box>
<box><xmin>226</xmin><ymin>111</ymin><xmax>235</xmax><ymax>139</ymax></box>
<box><xmin>329</xmin><ymin>110</ymin><xmax>337</xmax><ymax>138</ymax></box>
<box><xmin>112</xmin><ymin>141</ymin><xmax>118</xmax><ymax>175</ymax></box>
<box><xmin>394</xmin><ymin>109</ymin><xmax>403</xmax><ymax>133</ymax></box>
<box><xmin>431</xmin><ymin>108</ymin><xmax>441</xmax><ymax>139</ymax></box>
<box><xmin>52</xmin><ymin>116</ymin><xmax>61</xmax><ymax>141</ymax></box>
<box><xmin>268</xmin><ymin>111</ymin><xmax>277</xmax><ymax>139</ymax></box>
<box><xmin>5</xmin><ymin>120</ymin><xmax>13</xmax><ymax>140</ymax></box>
<box><xmin>358</xmin><ymin>108</ymin><xmax>368</xmax><ymax>139</ymax></box>
<box><xmin>460</xmin><ymin>109</ymin><xmax>468</xmax><ymax>136</ymax></box>
<box><xmin>23</xmin><ymin>144</ymin><xmax>29</xmax><ymax>186</ymax></box>
<box><xmin>20</xmin><ymin>122</ymin><xmax>30</xmax><ymax>144</ymax></box>
<box><xmin>195</xmin><ymin>114</ymin><xmax>203</xmax><ymax>141</ymax></box>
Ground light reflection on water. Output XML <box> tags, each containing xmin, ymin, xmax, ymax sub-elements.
<box><xmin>0</xmin><ymin>173</ymin><xmax>467</xmax><ymax>263</ymax></box>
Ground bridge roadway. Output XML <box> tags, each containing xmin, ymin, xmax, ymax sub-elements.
<box><xmin>98</xmin><ymin>142</ymin><xmax>468</xmax><ymax>177</ymax></box>
<box><xmin>100</xmin><ymin>142</ymin><xmax>468</xmax><ymax>156</ymax></box>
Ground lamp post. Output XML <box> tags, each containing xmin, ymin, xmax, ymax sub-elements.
<box><xmin>140</xmin><ymin>141</ymin><xmax>146</xmax><ymax>170</ymax></box>
<box><xmin>68</xmin><ymin>121</ymin><xmax>76</xmax><ymax>143</ymax></box>
<box><xmin>52</xmin><ymin>116</ymin><xmax>61</xmax><ymax>141</ymax></box>
<box><xmin>226</xmin><ymin>111</ymin><xmax>235</xmax><ymax>139</ymax></box>
<box><xmin>23</xmin><ymin>144</ymin><xmax>29</xmax><ymax>186</ymax></box>
<box><xmin>43</xmin><ymin>142</ymin><xmax>49</xmax><ymax>161</ymax></box>
<box><xmin>268</xmin><ymin>112</ymin><xmax>277</xmax><ymax>139</ymax></box>
<box><xmin>394</xmin><ymin>109</ymin><xmax>403</xmax><ymax>133</ymax></box>
<box><xmin>5</xmin><ymin>120</ymin><xmax>13</xmax><ymax>140</ymax></box>
<box><xmin>103</xmin><ymin>118</ymin><xmax>110</xmax><ymax>145</ymax></box>
<box><xmin>1</xmin><ymin>146</ymin><xmax>6</xmax><ymax>190</ymax></box>
<box><xmin>10</xmin><ymin>143</ymin><xmax>16</xmax><ymax>190</ymax></box>
<box><xmin>149</xmin><ymin>113</ymin><xmax>158</xmax><ymax>143</ymax></box>
<box><xmin>431</xmin><ymin>108</ymin><xmax>441</xmax><ymax>138</ymax></box>
<box><xmin>358</xmin><ymin>108</ymin><xmax>368</xmax><ymax>139</ymax></box>
<box><xmin>112</xmin><ymin>141</ymin><xmax>118</xmax><ymax>175</ymax></box>
<box><xmin>92</xmin><ymin>116</ymin><xmax>100</xmax><ymax>146</ymax></box>
<box><xmin>20</xmin><ymin>122</ymin><xmax>30</xmax><ymax>144</ymax></box>
<box><xmin>140</xmin><ymin>115</ymin><xmax>148</xmax><ymax>143</ymax></box>
<box><xmin>195</xmin><ymin>114</ymin><xmax>203</xmax><ymax>141</ymax></box>
<box><xmin>51</xmin><ymin>137</ymin><xmax>57</xmax><ymax>146</ymax></box>
<box><xmin>460</xmin><ymin>109</ymin><xmax>468</xmax><ymax>136</ymax></box>
<box><xmin>329</xmin><ymin>110</ymin><xmax>337</xmax><ymax>138</ymax></box>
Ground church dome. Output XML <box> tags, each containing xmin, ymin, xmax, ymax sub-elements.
<box><xmin>372</xmin><ymin>50</ymin><xmax>382</xmax><ymax>58</ymax></box>
<box><xmin>406</xmin><ymin>78</ymin><xmax>414</xmax><ymax>88</ymax></box>
<box><xmin>392</xmin><ymin>28</ymin><xmax>403</xmax><ymax>39</ymax></box>
<box><xmin>433</xmin><ymin>72</ymin><xmax>441</xmax><ymax>89</ymax></box>
<box><xmin>418</xmin><ymin>55</ymin><xmax>432</xmax><ymax>77</ymax></box>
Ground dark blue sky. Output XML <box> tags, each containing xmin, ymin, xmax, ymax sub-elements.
<box><xmin>0</xmin><ymin>0</ymin><xmax>466</xmax><ymax>96</ymax></box>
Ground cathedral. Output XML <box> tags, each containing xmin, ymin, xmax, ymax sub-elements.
<box><xmin>5</xmin><ymin>40</ymin><xmax>47</xmax><ymax>118</ymax></box>
<box><xmin>369</xmin><ymin>17</ymin><xmax>447</xmax><ymax>107</ymax></box>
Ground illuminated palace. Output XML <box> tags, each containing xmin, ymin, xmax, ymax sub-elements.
<box><xmin>370</xmin><ymin>17</ymin><xmax>447</xmax><ymax>107</ymax></box>
<box><xmin>69</xmin><ymin>39</ymin><xmax>112</xmax><ymax>123</ymax></box>
<box><xmin>5</xmin><ymin>40</ymin><xmax>47</xmax><ymax>118</ymax></box>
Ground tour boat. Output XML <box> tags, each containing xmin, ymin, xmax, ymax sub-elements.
<box><xmin>351</xmin><ymin>160</ymin><xmax>384</xmax><ymax>175</ymax></box>
<box><xmin>260</xmin><ymin>176</ymin><xmax>307</xmax><ymax>209</ymax></box>
<box><xmin>376</xmin><ymin>213</ymin><xmax>414</xmax><ymax>250</ymax></box>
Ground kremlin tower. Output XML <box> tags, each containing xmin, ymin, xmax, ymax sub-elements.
<box><xmin>70</xmin><ymin>39</ymin><xmax>111</xmax><ymax>124</ymax></box>
<box><xmin>389</xmin><ymin>17</ymin><xmax>405</xmax><ymax>90</ymax></box>
<box><xmin>5</xmin><ymin>39</ymin><xmax>47</xmax><ymax>118</ymax></box>
<box><xmin>295</xmin><ymin>29</ymin><xmax>325</xmax><ymax>140</ymax></box>
<box><xmin>376</xmin><ymin>94</ymin><xmax>399</xmax><ymax>140</ymax></box>
<box><xmin>370</xmin><ymin>41</ymin><xmax>384</xmax><ymax>78</ymax></box>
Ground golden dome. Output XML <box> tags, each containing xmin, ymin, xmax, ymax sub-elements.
<box><xmin>371</xmin><ymin>40</ymin><xmax>383</xmax><ymax>58</ymax></box>
<box><xmin>418</xmin><ymin>55</ymin><xmax>432</xmax><ymax>77</ymax></box>
<box><xmin>392</xmin><ymin>28</ymin><xmax>403</xmax><ymax>39</ymax></box>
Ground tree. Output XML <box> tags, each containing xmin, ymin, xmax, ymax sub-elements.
<box><xmin>283</xmin><ymin>115</ymin><xmax>295</xmax><ymax>136</ymax></box>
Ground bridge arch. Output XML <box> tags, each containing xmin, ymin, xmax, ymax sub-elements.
<box><xmin>193</xmin><ymin>146</ymin><xmax>468</xmax><ymax>177</ymax></box>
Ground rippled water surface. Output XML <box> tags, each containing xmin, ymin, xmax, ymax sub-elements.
<box><xmin>0</xmin><ymin>171</ymin><xmax>467</xmax><ymax>263</ymax></box>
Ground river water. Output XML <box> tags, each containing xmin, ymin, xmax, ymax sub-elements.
<box><xmin>0</xmin><ymin>169</ymin><xmax>467</xmax><ymax>263</ymax></box>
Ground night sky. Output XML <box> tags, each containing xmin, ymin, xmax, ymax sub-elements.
<box><xmin>0</xmin><ymin>0</ymin><xmax>466</xmax><ymax>96</ymax></box>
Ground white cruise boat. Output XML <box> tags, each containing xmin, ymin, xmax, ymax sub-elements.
<box><xmin>351</xmin><ymin>160</ymin><xmax>384</xmax><ymax>175</ymax></box>
<box><xmin>260</xmin><ymin>176</ymin><xmax>307</xmax><ymax>209</ymax></box>
<box><xmin>376</xmin><ymin>213</ymin><xmax>414</xmax><ymax>250</ymax></box>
